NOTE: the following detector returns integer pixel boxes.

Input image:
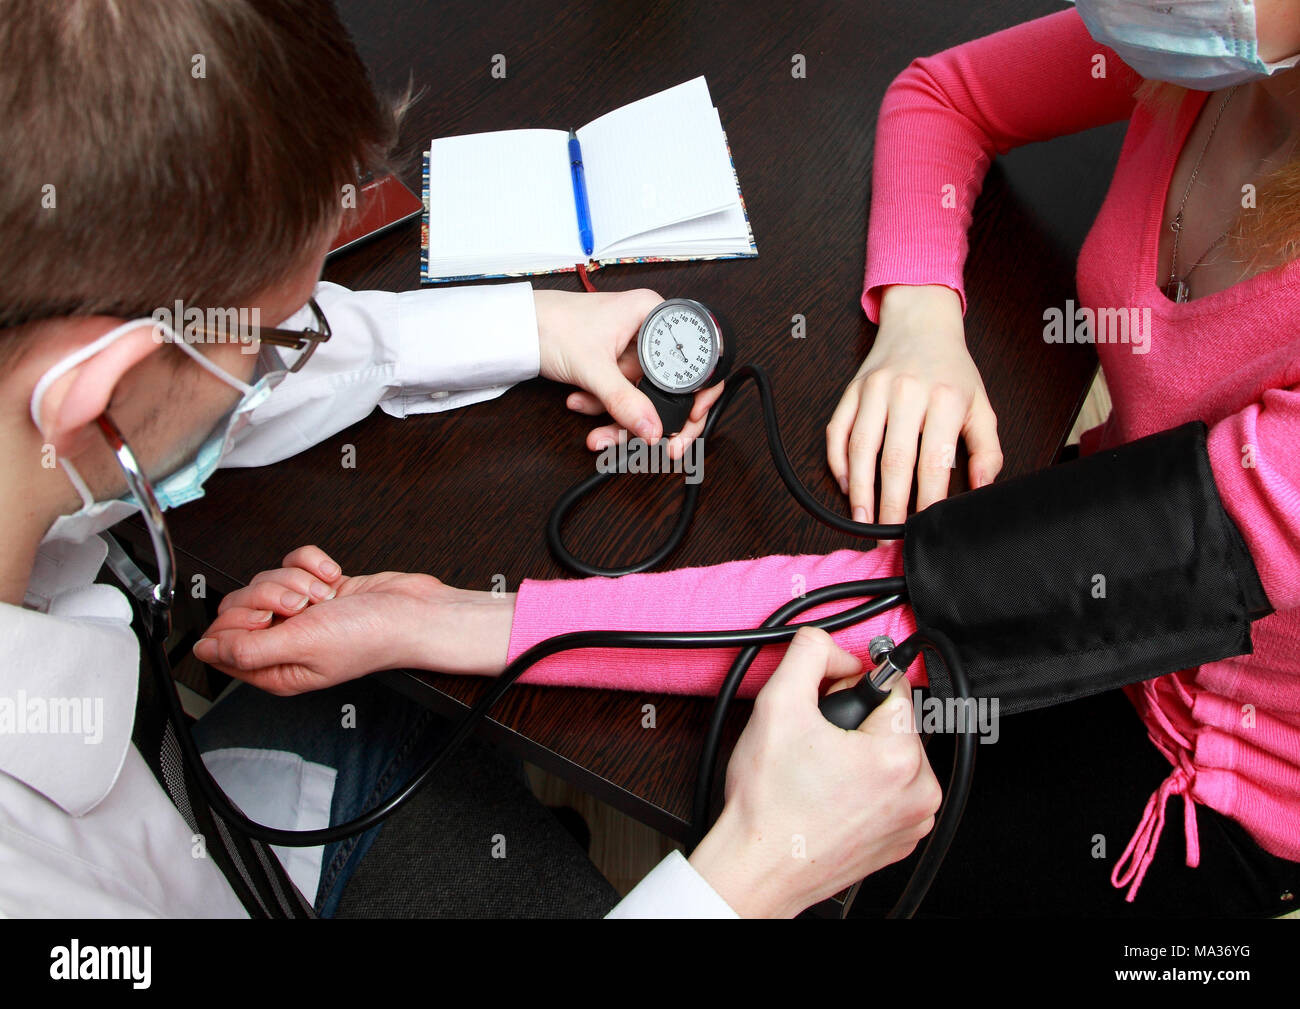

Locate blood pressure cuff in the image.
[903,422,1272,716]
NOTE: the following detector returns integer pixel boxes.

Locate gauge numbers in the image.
[637,299,721,394]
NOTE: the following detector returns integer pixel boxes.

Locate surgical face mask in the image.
[1074,0,1300,90]
[29,318,287,545]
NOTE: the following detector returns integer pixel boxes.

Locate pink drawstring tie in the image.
[1112,679,1202,901]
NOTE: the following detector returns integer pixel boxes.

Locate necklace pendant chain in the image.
[1166,85,1239,300]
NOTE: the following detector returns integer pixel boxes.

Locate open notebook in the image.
[420,77,757,282]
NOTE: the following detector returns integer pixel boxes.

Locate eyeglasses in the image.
[255,297,332,373]
[183,297,332,374]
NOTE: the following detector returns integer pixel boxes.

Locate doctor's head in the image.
[0,0,396,554]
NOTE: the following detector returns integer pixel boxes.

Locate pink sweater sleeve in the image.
[862,8,1141,321]
[506,542,919,698]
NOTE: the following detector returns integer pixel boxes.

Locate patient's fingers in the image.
[215,579,315,618]
[245,566,337,604]
[876,382,926,526]
[280,544,342,582]
[915,389,965,513]
[192,628,313,695]
[964,393,1004,490]
[844,384,887,524]
[203,606,276,635]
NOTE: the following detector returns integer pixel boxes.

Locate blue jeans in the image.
[191,676,449,917]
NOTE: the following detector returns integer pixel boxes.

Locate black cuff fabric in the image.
[903,422,1272,716]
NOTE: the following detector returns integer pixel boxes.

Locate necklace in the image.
[1163,85,1239,304]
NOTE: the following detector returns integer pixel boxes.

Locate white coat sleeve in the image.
[604,851,740,919]
[222,280,540,467]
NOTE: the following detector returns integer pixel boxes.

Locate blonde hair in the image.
[1136,79,1300,276]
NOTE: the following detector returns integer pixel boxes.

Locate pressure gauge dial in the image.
[637,298,724,394]
[635,298,729,436]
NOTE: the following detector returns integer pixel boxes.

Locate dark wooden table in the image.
[139,0,1123,842]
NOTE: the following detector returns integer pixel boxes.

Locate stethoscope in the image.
[103,297,976,918]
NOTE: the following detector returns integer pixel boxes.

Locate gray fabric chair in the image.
[335,733,620,918]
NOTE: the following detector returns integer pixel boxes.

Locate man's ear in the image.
[33,321,165,455]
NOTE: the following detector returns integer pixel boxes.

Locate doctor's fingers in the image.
[585,410,702,460]
[567,389,604,415]
[687,379,726,423]
[583,379,723,458]
[566,350,643,415]
[585,361,663,445]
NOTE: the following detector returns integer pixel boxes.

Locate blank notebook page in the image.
[597,112,751,257]
[577,77,739,254]
[426,128,579,268]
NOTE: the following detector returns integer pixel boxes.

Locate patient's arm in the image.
[195,543,919,698]
[508,541,919,698]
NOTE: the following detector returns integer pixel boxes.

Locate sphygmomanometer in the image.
[107,297,1271,917]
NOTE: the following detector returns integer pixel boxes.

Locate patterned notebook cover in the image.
[420,131,758,284]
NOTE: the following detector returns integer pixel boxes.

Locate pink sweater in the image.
[507,10,1300,900]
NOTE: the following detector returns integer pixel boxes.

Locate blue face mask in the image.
[146,345,283,510]
[1074,0,1300,90]
[30,318,288,543]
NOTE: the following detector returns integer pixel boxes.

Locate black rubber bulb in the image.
[819,677,892,729]
[818,636,921,729]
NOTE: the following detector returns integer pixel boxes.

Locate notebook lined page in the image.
[426,129,580,268]
[577,77,738,253]
[598,206,751,258]
[597,118,752,258]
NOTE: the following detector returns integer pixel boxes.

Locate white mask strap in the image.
[28,317,254,509]
[29,317,255,432]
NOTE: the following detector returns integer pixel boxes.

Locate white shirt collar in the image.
[1,535,140,816]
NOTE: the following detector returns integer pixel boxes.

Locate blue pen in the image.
[568,129,594,257]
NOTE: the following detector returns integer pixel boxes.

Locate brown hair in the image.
[0,0,400,332]
[1136,79,1300,276]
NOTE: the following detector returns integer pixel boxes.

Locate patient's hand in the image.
[688,626,940,917]
[192,545,514,695]
[534,288,725,460]
[826,283,1001,524]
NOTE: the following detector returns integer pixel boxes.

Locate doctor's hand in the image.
[826,284,1002,525]
[192,545,514,696]
[534,288,725,460]
[688,627,940,918]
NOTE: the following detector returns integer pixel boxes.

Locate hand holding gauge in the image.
[636,298,731,436]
